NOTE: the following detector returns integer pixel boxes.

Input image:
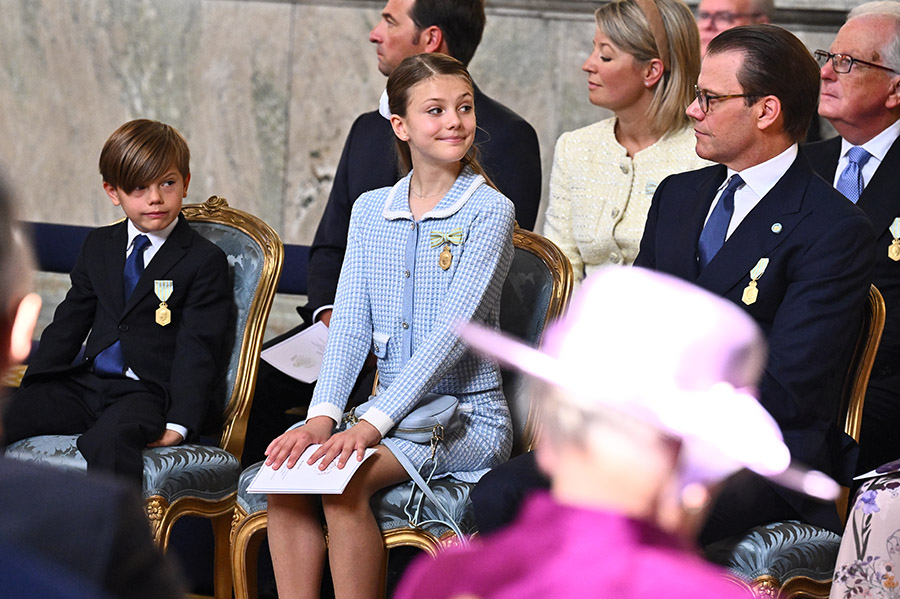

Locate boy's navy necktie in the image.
[835,146,871,203]
[698,174,743,270]
[93,235,150,377]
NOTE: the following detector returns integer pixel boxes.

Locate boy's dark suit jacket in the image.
[306,85,542,312]
[635,152,875,535]
[806,134,900,473]
[23,214,231,435]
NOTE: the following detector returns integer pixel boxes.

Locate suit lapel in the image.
[672,166,726,280]
[123,215,191,316]
[697,154,812,295]
[805,136,841,182]
[857,134,900,233]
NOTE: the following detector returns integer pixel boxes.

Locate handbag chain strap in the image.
[382,428,468,544]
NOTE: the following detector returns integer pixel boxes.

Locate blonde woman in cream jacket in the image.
[544,0,711,282]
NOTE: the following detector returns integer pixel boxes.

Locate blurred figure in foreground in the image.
[397,267,834,599]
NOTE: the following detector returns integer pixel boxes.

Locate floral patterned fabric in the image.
[831,473,900,598]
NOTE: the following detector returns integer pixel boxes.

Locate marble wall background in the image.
[0,0,857,334]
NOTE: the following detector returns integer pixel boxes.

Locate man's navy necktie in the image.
[835,146,871,203]
[93,234,150,376]
[698,174,743,270]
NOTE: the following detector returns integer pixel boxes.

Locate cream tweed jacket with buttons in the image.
[306,167,515,481]
[543,117,711,284]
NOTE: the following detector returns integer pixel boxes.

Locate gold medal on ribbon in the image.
[889,218,900,262]
[431,228,463,271]
[890,240,900,262]
[154,280,174,326]
[439,245,452,270]
[742,281,758,305]
[156,304,171,326]
[742,258,769,306]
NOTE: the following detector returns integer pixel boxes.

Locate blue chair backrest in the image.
[188,221,264,416]
[500,249,554,344]
[498,230,572,453]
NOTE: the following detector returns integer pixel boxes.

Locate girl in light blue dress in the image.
[264,53,515,599]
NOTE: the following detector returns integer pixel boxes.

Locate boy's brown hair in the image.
[98,119,190,193]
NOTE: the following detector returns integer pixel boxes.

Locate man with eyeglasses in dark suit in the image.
[805,2,900,478]
[635,24,874,545]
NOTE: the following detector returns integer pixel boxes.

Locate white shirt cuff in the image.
[306,403,343,425]
[312,304,334,323]
[361,407,393,438]
[165,423,188,441]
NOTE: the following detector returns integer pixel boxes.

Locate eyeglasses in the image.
[814,50,898,74]
[696,10,763,26]
[694,85,765,114]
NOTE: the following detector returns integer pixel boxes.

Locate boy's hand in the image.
[148,430,185,447]
[265,416,334,470]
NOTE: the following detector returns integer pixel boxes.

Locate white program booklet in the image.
[260,321,329,383]
[247,444,378,494]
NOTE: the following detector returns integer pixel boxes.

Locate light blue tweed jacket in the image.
[307,166,515,438]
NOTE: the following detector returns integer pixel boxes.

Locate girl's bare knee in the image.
[267,493,313,514]
[321,488,369,516]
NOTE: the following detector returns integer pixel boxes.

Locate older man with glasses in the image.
[806,1,900,479]
[635,24,875,545]
[696,0,772,55]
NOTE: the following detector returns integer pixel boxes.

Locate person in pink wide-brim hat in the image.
[396,266,838,599]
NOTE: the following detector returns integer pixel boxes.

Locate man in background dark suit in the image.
[805,3,900,476]
[243,0,542,466]
[0,172,186,599]
[635,25,875,543]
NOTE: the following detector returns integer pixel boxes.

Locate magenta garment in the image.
[395,492,752,599]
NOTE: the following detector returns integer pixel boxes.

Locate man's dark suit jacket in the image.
[806,134,900,474]
[23,215,231,435]
[635,153,875,536]
[306,85,542,311]
[0,457,185,598]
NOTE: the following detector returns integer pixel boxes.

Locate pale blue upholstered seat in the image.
[6,197,283,599]
[708,521,843,597]
[230,227,573,599]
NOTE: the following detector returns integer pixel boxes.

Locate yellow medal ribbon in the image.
[154,280,174,302]
[430,228,463,248]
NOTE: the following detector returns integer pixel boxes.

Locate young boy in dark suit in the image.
[3,119,232,485]
[0,170,187,599]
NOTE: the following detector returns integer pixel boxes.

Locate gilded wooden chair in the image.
[230,226,573,599]
[713,284,885,599]
[5,197,283,599]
